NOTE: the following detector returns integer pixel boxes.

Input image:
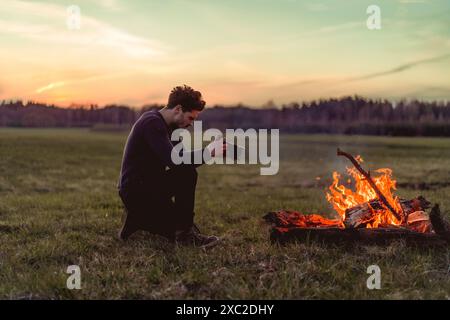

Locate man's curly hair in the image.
[167,85,205,112]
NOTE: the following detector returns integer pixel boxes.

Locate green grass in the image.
[0,128,449,299]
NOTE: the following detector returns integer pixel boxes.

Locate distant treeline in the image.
[1,96,450,136]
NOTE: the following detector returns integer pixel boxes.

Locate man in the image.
[117,85,224,248]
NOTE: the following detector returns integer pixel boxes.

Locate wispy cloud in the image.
[35,82,65,94]
[347,53,450,82]
[1,0,449,105]
[0,0,166,58]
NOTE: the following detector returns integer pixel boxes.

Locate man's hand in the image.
[210,141,227,157]
[206,138,227,158]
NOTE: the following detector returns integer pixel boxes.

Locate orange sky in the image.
[1,0,449,107]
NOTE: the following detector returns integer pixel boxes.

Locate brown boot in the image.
[175,225,220,248]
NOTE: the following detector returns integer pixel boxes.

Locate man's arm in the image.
[142,119,211,168]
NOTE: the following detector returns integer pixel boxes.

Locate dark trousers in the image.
[118,166,198,238]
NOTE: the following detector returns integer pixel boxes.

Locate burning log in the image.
[344,196,431,229]
[263,149,450,247]
[337,148,403,222]
[400,196,431,214]
[343,199,384,228]
[406,211,432,233]
[264,210,343,229]
[264,206,450,247]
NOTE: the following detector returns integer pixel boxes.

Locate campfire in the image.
[264,149,450,246]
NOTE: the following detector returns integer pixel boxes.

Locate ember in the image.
[264,149,450,246]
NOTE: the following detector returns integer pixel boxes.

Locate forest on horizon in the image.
[1,96,450,136]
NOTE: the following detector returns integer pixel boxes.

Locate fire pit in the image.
[264,148,450,246]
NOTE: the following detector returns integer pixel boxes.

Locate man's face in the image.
[173,105,201,128]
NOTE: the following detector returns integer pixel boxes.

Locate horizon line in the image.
[1,95,449,109]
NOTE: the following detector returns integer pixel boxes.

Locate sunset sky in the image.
[1,0,449,107]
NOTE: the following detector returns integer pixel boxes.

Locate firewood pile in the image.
[263,149,450,247]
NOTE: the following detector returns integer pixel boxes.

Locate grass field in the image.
[0,128,449,299]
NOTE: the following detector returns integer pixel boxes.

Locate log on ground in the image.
[270,227,448,246]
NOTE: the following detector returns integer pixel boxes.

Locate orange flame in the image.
[325,156,403,228]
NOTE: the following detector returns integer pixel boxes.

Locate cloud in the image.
[35,82,65,94]
[347,53,450,82]
[0,0,166,58]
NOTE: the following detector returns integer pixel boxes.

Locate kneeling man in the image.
[117,85,224,248]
